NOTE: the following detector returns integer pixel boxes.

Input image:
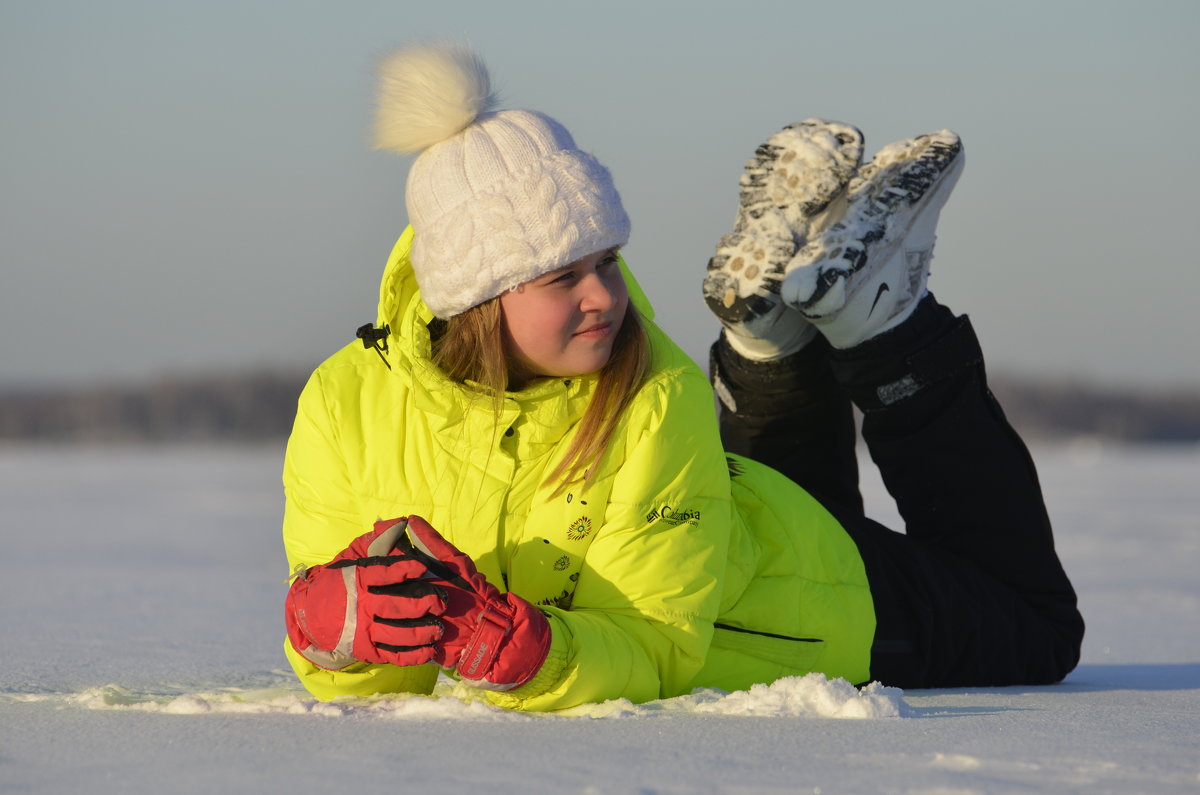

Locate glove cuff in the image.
[458,602,516,682]
[458,595,551,692]
[484,617,569,708]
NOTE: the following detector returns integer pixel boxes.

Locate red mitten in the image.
[285,519,447,670]
[402,516,552,691]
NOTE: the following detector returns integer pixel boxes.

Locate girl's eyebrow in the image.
[535,265,574,284]
[537,247,622,284]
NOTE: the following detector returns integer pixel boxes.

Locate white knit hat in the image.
[374,44,631,318]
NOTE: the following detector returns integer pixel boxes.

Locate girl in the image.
[282,44,1083,710]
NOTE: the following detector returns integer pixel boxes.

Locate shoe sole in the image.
[703,119,864,328]
[781,131,963,318]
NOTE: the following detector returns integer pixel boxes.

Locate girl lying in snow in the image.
[281,44,1083,710]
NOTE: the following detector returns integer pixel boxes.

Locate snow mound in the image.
[564,674,910,719]
[36,684,526,722]
[693,675,909,718]
[9,673,909,721]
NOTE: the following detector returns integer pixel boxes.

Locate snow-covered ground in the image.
[1,441,1197,794]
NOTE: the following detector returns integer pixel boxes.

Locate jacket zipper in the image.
[713,622,821,643]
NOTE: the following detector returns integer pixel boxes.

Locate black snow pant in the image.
[710,295,1085,688]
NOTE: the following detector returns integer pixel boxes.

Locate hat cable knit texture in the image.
[375,44,630,318]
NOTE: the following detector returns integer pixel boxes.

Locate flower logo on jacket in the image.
[566,516,593,541]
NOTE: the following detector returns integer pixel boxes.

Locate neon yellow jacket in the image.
[282,228,875,710]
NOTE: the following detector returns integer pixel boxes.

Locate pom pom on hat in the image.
[374,43,497,154]
[375,43,630,318]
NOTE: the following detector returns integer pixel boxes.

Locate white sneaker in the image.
[703,119,863,360]
[780,131,964,349]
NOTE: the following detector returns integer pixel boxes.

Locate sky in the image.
[2,0,1198,390]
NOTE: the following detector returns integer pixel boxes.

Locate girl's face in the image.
[499,248,629,389]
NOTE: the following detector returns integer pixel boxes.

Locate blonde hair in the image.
[431,298,649,493]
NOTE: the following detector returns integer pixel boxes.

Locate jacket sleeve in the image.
[281,366,438,700]
[488,366,733,711]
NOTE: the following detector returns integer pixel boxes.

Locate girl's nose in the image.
[579,272,617,313]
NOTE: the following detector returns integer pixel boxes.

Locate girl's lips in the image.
[574,321,613,339]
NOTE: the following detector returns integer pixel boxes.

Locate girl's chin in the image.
[510,360,609,389]
[556,351,615,381]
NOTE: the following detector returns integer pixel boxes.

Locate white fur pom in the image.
[373,43,496,154]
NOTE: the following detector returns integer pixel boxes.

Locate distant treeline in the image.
[987,378,1200,443]
[2,370,1199,444]
[0,372,308,443]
